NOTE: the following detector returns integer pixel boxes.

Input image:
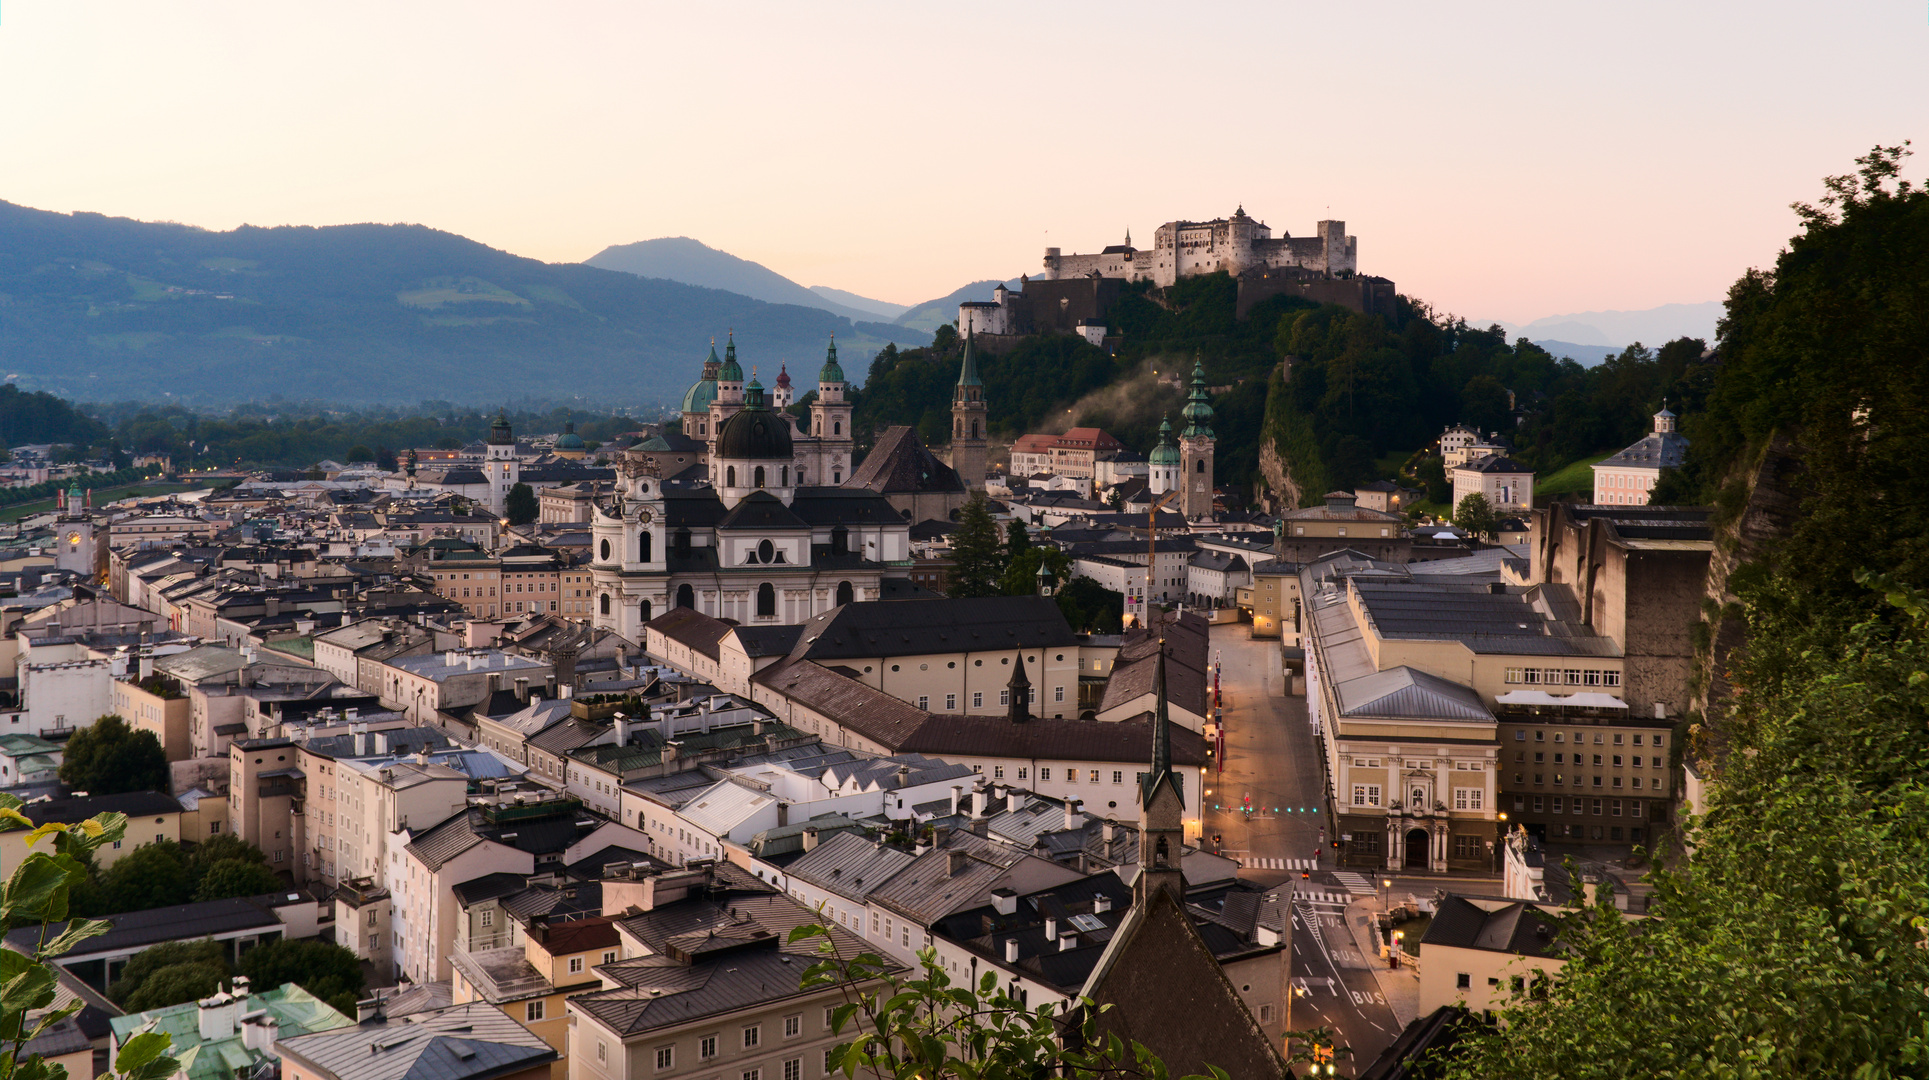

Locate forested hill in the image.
[846,272,1710,507]
[0,201,928,407]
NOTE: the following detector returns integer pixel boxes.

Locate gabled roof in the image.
[789,595,1076,662]
[845,427,966,496]
[783,831,919,902]
[1335,666,1495,721]
[276,1002,555,1080]
[716,491,810,532]
[644,606,732,660]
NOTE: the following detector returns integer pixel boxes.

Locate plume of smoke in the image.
[1041,355,1191,436]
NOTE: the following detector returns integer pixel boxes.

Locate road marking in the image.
[1233,857,1322,871]
[1334,871,1377,895]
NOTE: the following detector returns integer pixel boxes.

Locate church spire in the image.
[1006,650,1030,723]
[1140,641,1182,809]
[956,330,984,391]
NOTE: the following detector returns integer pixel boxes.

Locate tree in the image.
[1453,491,1498,539]
[109,941,230,1008]
[503,482,538,526]
[0,797,183,1080]
[192,859,283,903]
[1417,455,1451,504]
[184,833,267,878]
[122,959,231,1013]
[790,920,1225,1079]
[1006,518,1032,560]
[58,715,167,795]
[1000,546,1071,599]
[1106,487,1125,510]
[946,495,1004,599]
[240,939,367,1017]
[93,842,192,914]
[1460,374,1512,433]
[1055,575,1125,635]
[343,444,374,464]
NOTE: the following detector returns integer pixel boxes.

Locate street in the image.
[1205,625,1405,1067]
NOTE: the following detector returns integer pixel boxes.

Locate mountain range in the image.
[1482,301,1723,363]
[0,203,935,407]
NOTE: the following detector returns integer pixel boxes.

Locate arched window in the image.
[833,420,842,435]
[599,594,610,616]
[836,581,854,606]
[726,466,737,488]
[639,531,651,562]
[1196,459,1206,473]
[757,582,776,618]
[639,599,652,623]
[971,420,979,439]
[754,466,766,488]
[757,539,775,564]
[599,539,611,562]
[955,418,963,437]
[676,584,694,609]
[781,466,789,487]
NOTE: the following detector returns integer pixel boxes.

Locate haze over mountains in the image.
[0,203,933,407]
[1483,301,1723,363]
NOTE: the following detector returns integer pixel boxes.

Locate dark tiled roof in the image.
[787,489,910,526]
[10,790,181,828]
[844,427,965,496]
[1457,455,1534,474]
[790,596,1076,662]
[9,895,282,957]
[450,872,529,906]
[901,713,1208,768]
[729,624,803,657]
[716,492,810,532]
[1420,895,1563,957]
[645,607,731,660]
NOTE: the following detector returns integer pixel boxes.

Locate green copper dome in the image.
[1181,360,1214,439]
[818,336,845,384]
[1149,416,1180,465]
[556,422,585,450]
[718,332,743,382]
[680,375,719,414]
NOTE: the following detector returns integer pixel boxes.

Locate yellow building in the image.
[112,677,192,761]
[0,791,180,875]
[452,915,622,1080]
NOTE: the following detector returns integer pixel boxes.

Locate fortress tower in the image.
[949,332,988,492]
[1178,360,1215,520]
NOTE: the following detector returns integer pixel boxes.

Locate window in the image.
[1591,799,1603,815]
[1552,797,1563,813]
[993,766,1004,779]
[603,951,616,964]
[1066,768,1077,783]
[1456,972,1472,990]
[1089,770,1100,783]
[701,1036,718,1060]
[824,1006,836,1029]
[1054,685,1065,702]
[1631,800,1644,818]
[1513,729,1526,741]
[783,1060,801,1080]
[946,694,956,710]
[1452,788,1483,811]
[1113,771,1123,784]
[1039,768,1050,781]
[785,1015,800,1038]
[917,696,929,710]
[569,957,584,973]
[1453,835,1480,858]
[972,692,983,708]
[526,1001,544,1021]
[654,1046,672,1070]
[743,1025,760,1048]
[1017,768,1027,780]
[999,690,1009,707]
[1351,784,1381,807]
[742,1071,761,1080]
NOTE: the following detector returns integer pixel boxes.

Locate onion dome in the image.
[1181,360,1215,439]
[818,335,845,384]
[718,331,743,382]
[488,411,514,446]
[556,422,585,451]
[1149,416,1180,465]
[775,364,792,389]
[716,372,793,460]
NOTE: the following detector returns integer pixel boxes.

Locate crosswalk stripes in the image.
[1290,890,1350,906]
[1233,856,1322,871]
[1333,871,1378,896]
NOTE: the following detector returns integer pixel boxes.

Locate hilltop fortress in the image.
[961,207,1394,343]
[1042,206,1357,286]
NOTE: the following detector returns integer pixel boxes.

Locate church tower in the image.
[810,336,853,486]
[1006,649,1030,723]
[486,411,519,516]
[1135,641,1186,904]
[1178,360,1216,520]
[708,332,746,481]
[772,363,793,411]
[950,331,988,492]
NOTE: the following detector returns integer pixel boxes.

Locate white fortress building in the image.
[1041,207,1358,287]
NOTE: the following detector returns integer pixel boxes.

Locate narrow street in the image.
[1206,625,1405,1067]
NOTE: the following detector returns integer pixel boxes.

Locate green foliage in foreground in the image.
[787,920,1228,1080]
[0,799,181,1080]
[1447,579,1929,1077]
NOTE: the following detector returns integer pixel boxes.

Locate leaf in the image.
[3,854,70,923]
[22,823,68,848]
[0,964,57,1017]
[114,1030,174,1075]
[40,918,112,960]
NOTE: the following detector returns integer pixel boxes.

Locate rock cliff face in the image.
[1689,433,1806,765]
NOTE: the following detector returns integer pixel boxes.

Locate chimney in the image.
[1059,931,1078,952]
[197,991,236,1041]
[1043,915,1058,940]
[991,783,1005,804]
[545,674,558,698]
[950,785,963,817]
[991,888,1018,915]
[415,747,430,767]
[345,707,358,722]
[353,722,369,757]
[1093,894,1113,914]
[1101,820,1116,844]
[801,826,820,852]
[1004,938,1019,963]
[614,714,632,746]
[1063,799,1081,830]
[947,849,969,876]
[231,975,250,1003]
[515,676,530,703]
[487,672,503,696]
[356,997,386,1025]
[240,1015,279,1053]
[138,651,154,681]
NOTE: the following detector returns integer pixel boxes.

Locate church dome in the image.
[818,336,845,384]
[680,376,718,414]
[775,364,792,389]
[1149,416,1180,465]
[715,377,792,460]
[718,333,744,382]
[556,422,586,450]
[488,412,515,446]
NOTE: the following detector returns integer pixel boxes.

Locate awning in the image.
[1495,690,1627,710]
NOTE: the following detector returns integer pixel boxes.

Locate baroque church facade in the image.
[588,336,922,642]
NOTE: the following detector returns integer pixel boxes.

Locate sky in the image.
[1,1,1923,324]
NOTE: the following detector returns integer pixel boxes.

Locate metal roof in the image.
[1336,666,1494,722]
[783,831,918,902]
[275,1002,554,1080]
